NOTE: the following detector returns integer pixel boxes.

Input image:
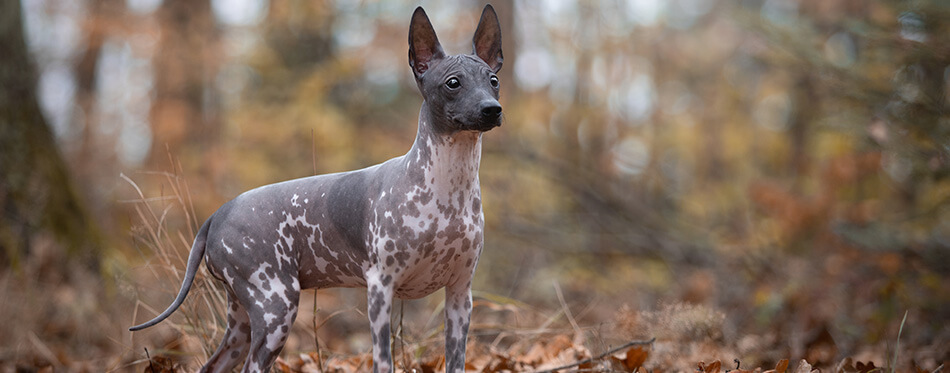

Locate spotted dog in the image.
[129,5,503,373]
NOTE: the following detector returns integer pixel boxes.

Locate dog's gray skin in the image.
[129,5,503,373]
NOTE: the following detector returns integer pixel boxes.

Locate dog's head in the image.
[409,5,503,133]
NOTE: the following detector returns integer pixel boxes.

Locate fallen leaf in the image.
[547,335,575,356]
[273,357,293,373]
[577,359,594,371]
[836,357,856,373]
[623,346,649,371]
[520,341,548,366]
[143,354,178,373]
[542,342,591,370]
[775,359,789,373]
[699,360,722,373]
[420,355,443,373]
[913,361,933,373]
[485,351,519,373]
[855,361,877,373]
[793,359,818,373]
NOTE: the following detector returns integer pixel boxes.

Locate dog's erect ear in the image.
[408,7,445,79]
[472,4,503,73]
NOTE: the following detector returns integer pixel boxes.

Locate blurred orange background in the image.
[0,0,947,371]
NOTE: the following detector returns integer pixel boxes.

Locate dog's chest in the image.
[368,140,483,298]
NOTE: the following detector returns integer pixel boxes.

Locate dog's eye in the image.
[489,75,499,88]
[445,78,460,89]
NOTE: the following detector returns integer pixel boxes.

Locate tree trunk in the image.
[148,0,221,170]
[0,0,102,268]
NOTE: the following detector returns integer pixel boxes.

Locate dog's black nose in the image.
[481,102,502,118]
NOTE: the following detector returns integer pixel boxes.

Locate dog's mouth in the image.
[459,120,500,133]
[474,118,502,132]
[454,112,502,132]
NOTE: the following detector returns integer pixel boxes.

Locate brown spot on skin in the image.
[385,220,399,237]
[386,256,395,266]
[439,247,457,264]
[369,286,384,321]
[420,190,433,204]
[394,251,410,266]
[461,238,471,252]
[406,202,421,218]
[422,241,437,256]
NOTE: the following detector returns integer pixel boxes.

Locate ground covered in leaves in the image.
[129,292,945,373]
[141,331,942,373]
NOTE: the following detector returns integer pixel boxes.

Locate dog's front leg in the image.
[367,271,394,373]
[444,280,473,373]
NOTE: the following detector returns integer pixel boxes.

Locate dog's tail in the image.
[129,217,212,332]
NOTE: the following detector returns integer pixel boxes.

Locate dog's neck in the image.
[407,101,482,199]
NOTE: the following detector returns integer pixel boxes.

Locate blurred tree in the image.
[71,0,124,231]
[264,1,334,77]
[74,0,108,176]
[0,0,101,268]
[148,0,222,180]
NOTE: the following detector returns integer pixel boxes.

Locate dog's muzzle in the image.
[477,100,503,131]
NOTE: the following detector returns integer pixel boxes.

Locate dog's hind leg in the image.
[201,290,251,373]
[241,277,300,373]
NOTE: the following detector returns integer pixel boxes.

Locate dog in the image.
[130,4,503,373]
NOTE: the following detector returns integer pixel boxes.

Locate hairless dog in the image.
[130,5,503,373]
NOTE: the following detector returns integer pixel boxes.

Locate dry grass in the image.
[123,163,231,367]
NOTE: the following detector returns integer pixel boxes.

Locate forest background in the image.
[0,0,947,371]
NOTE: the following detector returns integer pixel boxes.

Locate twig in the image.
[145,348,155,373]
[553,281,582,342]
[313,290,324,373]
[531,337,656,373]
[890,310,908,373]
[398,300,409,371]
[28,332,61,368]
